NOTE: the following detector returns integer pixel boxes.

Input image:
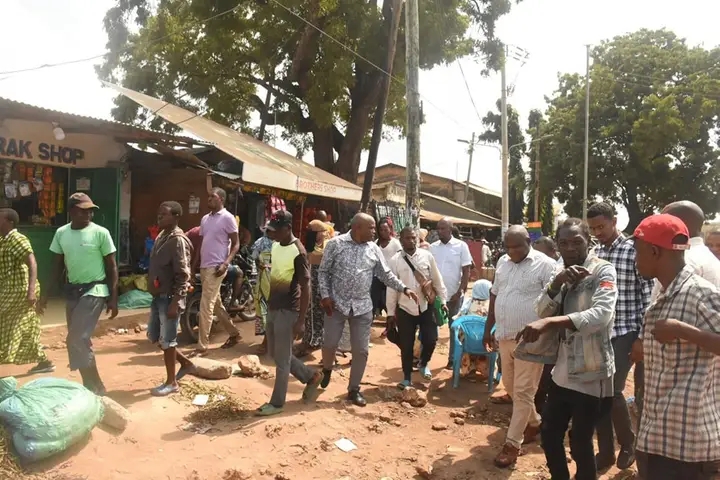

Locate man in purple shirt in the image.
[194,188,241,355]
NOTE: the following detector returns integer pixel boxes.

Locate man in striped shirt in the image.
[483,225,556,468]
[633,214,720,480]
[588,202,653,470]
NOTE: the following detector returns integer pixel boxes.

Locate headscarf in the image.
[472,279,492,301]
[378,217,395,237]
[419,228,428,241]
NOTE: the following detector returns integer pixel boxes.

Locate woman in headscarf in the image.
[456,279,493,379]
[250,224,274,354]
[418,229,431,249]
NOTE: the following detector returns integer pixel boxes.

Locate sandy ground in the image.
[1,313,639,480]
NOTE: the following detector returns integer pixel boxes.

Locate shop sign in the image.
[297,178,337,195]
[0,137,85,165]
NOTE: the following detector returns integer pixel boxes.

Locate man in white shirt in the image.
[651,201,720,297]
[481,237,493,266]
[483,225,557,468]
[387,227,448,387]
[430,218,473,368]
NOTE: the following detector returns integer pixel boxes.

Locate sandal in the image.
[151,384,179,397]
[255,403,284,417]
[419,365,432,381]
[221,335,240,349]
[490,394,513,405]
[397,379,412,390]
[302,371,323,404]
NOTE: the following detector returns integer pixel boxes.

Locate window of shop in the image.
[0,160,68,226]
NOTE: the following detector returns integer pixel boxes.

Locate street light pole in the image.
[582,44,591,221]
[463,132,475,206]
[500,46,509,235]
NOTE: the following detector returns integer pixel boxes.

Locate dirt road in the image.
[1,315,637,480]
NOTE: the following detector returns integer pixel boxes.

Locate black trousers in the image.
[534,363,554,414]
[371,277,386,314]
[541,380,613,480]
[397,307,437,381]
[637,451,720,480]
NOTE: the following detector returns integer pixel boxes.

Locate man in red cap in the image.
[633,214,720,480]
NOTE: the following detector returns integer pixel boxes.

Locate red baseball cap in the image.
[632,214,690,250]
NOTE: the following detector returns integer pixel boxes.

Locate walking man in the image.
[147,201,195,396]
[587,202,652,470]
[386,227,447,388]
[50,193,118,395]
[430,218,472,368]
[483,225,556,467]
[632,214,720,480]
[256,211,322,416]
[516,218,617,480]
[318,213,418,407]
[194,187,241,355]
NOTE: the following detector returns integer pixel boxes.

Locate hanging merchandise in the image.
[18,182,31,197]
[5,183,17,199]
[57,182,65,213]
[188,195,200,214]
[31,178,44,192]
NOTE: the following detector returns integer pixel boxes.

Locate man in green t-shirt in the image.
[255,210,322,416]
[50,193,118,395]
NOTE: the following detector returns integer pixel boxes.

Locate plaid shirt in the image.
[594,234,652,338]
[638,266,720,462]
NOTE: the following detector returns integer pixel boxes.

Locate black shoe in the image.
[320,369,332,388]
[617,448,636,469]
[28,360,55,374]
[347,389,367,407]
[595,453,616,472]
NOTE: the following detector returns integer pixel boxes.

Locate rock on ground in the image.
[398,388,428,408]
[192,357,233,380]
[237,355,270,377]
[100,396,131,431]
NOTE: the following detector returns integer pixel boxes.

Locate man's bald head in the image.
[662,201,705,237]
[437,217,454,243]
[504,225,531,263]
[350,212,376,243]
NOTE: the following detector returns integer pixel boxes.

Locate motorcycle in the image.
[180,250,257,344]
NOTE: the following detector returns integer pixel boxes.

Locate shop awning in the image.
[103,82,362,202]
[420,209,498,227]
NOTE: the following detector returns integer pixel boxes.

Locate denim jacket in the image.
[514,254,618,382]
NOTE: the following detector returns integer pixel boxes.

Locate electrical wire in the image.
[456,60,483,124]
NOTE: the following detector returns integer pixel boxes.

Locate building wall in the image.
[130,163,209,260]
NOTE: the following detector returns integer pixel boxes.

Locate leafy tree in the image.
[98,0,519,182]
[478,100,526,225]
[526,108,554,234]
[538,29,720,229]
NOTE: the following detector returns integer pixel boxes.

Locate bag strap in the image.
[402,254,417,272]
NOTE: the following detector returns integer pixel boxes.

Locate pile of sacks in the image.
[0,377,131,463]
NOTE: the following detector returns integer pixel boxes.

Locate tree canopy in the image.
[98,0,519,183]
[538,29,720,229]
[526,108,554,234]
[478,100,526,225]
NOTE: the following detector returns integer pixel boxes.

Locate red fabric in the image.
[266,196,286,219]
[185,226,202,253]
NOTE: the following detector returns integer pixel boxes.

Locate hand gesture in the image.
[515,319,548,343]
[553,265,591,289]
[404,289,419,304]
[629,338,644,363]
[651,318,684,344]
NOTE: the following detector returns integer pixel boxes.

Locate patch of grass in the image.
[178,380,250,425]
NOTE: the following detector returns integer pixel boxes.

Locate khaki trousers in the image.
[198,267,239,350]
[499,339,544,448]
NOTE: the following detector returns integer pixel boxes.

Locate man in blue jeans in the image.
[147,201,195,396]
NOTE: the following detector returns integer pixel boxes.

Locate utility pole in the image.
[405,0,421,227]
[582,44,590,221]
[360,0,404,212]
[533,124,541,222]
[500,46,509,235]
[463,132,475,206]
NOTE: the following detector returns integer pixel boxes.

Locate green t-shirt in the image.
[50,222,116,298]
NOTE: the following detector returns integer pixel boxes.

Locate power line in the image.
[0,2,246,77]
[456,60,483,124]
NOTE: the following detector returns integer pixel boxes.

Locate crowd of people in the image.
[1,189,720,480]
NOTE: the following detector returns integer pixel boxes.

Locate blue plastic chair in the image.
[450,315,501,391]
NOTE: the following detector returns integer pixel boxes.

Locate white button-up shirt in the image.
[491,248,557,341]
[386,248,448,316]
[430,237,473,296]
[650,236,720,302]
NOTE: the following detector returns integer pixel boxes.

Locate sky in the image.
[3,0,720,228]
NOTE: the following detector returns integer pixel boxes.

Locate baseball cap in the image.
[267,210,293,231]
[68,192,99,210]
[632,214,689,250]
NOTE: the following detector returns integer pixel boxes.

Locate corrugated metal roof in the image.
[0,96,207,146]
[420,209,497,227]
[420,191,500,225]
[104,82,362,202]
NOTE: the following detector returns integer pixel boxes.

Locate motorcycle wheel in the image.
[180,292,202,345]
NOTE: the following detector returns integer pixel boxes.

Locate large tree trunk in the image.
[625,183,644,233]
[312,126,335,172]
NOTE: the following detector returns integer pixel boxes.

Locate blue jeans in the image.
[148,296,181,349]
